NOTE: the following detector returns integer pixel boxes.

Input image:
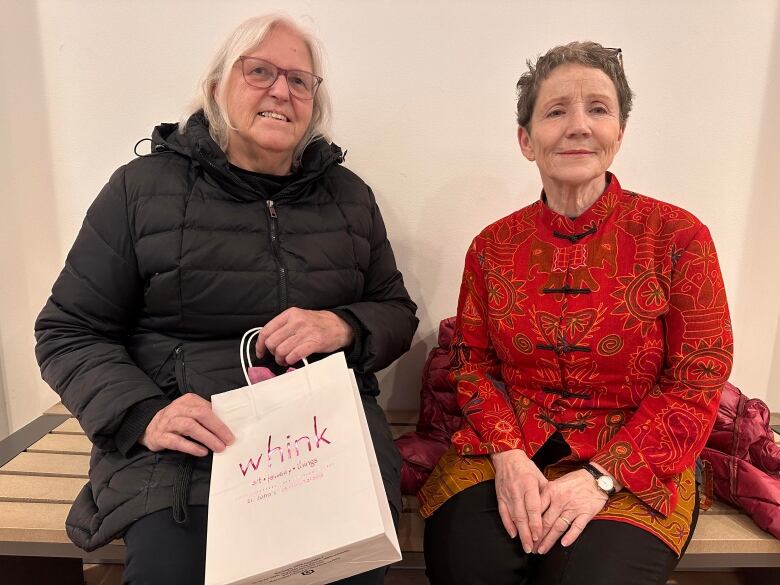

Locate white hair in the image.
[180,14,332,168]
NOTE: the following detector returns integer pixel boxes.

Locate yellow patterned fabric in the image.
[418,447,696,556]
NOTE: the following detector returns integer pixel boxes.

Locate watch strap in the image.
[583,463,616,496]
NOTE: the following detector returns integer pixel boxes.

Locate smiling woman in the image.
[33,13,417,585]
[180,15,332,174]
[221,25,316,173]
[420,41,733,585]
[518,64,625,215]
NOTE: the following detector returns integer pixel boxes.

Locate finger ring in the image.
[560,517,571,526]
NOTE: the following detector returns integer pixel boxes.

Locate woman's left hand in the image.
[256,307,355,365]
[533,469,609,554]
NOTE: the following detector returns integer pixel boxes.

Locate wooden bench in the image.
[1,404,779,583]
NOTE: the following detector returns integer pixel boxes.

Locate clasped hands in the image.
[140,308,353,456]
[491,449,614,555]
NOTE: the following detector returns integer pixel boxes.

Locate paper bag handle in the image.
[240,327,310,387]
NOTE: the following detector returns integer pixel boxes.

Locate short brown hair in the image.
[516,42,633,129]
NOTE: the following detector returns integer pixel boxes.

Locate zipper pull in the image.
[267,200,277,219]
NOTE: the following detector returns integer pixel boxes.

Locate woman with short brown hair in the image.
[421,41,732,585]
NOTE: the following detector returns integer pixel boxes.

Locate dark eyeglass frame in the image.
[604,47,623,68]
[237,56,323,100]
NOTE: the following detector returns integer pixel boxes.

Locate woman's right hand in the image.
[491,449,548,553]
[139,393,235,457]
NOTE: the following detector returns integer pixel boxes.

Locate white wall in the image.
[3,0,778,432]
[0,0,65,432]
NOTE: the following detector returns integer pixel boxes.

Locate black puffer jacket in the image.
[34,112,418,551]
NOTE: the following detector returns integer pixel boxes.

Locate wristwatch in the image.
[582,463,616,496]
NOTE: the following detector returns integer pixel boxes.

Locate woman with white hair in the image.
[35,14,417,585]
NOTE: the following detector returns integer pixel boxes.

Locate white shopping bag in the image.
[205,336,401,585]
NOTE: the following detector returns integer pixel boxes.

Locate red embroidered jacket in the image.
[450,174,733,516]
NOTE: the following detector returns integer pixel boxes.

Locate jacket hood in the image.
[149,110,344,201]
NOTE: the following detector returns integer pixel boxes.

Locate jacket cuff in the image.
[115,397,171,457]
[329,308,364,366]
[591,432,675,516]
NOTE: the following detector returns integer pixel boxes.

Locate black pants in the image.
[424,434,699,585]
[123,396,401,585]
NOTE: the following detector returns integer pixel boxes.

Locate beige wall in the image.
[0,367,8,438]
[2,0,778,433]
[1,0,63,432]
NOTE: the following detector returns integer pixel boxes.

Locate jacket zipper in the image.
[174,344,189,395]
[195,146,291,313]
[172,344,194,524]
[267,200,289,311]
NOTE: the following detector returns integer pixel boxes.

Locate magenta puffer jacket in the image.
[395,317,462,494]
[700,382,780,538]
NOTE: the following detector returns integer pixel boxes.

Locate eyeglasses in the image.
[604,47,623,68]
[238,56,323,100]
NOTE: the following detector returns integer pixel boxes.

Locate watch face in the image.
[597,475,614,492]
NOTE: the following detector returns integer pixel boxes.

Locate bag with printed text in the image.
[205,328,401,585]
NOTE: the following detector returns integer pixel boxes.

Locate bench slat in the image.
[44,403,71,416]
[0,501,421,557]
[0,501,72,543]
[686,513,780,555]
[27,434,92,455]
[7,508,767,558]
[44,401,418,425]
[40,414,415,447]
[0,452,89,478]
[0,475,85,504]
[51,419,85,435]
[0,502,123,558]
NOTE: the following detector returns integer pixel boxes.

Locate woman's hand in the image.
[533,468,609,554]
[139,393,235,457]
[256,308,355,365]
[491,449,549,553]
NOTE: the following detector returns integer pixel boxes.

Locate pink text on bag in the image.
[238,416,332,477]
